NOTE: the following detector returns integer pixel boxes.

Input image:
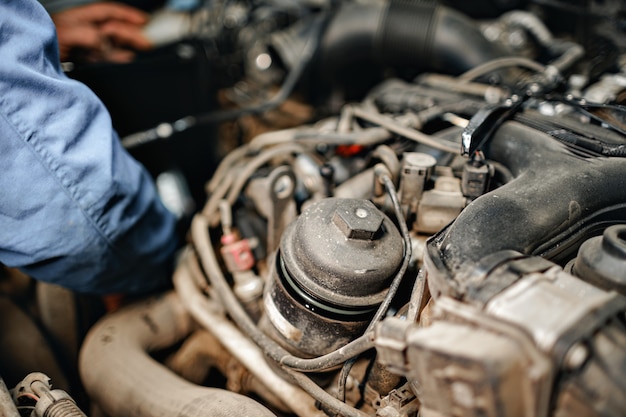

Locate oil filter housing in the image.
[262,198,404,357]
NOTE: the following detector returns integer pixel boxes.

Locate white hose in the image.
[78,292,276,417]
[173,259,326,417]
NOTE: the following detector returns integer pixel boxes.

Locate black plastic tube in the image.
[425,121,626,298]
[316,0,507,80]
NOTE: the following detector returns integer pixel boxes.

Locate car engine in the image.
[2,1,626,417]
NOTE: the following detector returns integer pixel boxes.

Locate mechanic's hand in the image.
[52,2,153,63]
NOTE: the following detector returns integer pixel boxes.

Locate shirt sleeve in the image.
[0,0,178,295]
[37,0,97,14]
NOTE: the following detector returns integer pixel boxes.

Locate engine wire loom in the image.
[5,1,626,417]
[167,61,626,415]
[83,24,626,415]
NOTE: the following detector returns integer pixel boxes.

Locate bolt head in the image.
[332,200,384,240]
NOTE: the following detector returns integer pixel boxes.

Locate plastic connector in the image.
[220,233,255,273]
[374,317,413,375]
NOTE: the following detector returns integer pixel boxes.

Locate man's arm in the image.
[0,0,178,295]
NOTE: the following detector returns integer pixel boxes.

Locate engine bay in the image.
[2,1,626,416]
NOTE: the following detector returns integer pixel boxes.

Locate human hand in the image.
[52,2,153,63]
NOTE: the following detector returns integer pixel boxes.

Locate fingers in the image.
[51,2,152,63]
[54,23,103,61]
[62,2,148,26]
[100,20,152,51]
[104,48,136,63]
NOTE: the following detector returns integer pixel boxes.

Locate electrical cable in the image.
[351,106,459,154]
[562,96,626,138]
[17,406,36,412]
[121,14,327,149]
[208,124,392,195]
[515,105,626,157]
[369,173,412,327]
[337,169,413,402]
[529,0,620,16]
[15,393,39,402]
[458,57,546,82]
[202,143,306,220]
[283,368,370,417]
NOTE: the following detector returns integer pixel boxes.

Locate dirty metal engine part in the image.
[70,1,626,417]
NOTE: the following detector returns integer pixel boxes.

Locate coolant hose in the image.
[425,121,626,297]
[78,292,276,417]
[317,0,506,79]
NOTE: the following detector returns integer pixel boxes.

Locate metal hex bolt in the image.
[332,200,384,240]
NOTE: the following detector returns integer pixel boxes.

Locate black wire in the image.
[518,96,626,157]
[121,14,327,149]
[561,96,626,137]
[529,0,610,16]
[336,173,412,402]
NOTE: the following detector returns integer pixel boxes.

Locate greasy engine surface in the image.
[2,1,626,417]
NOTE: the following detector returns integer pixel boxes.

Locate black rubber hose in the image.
[425,121,626,297]
[316,0,507,81]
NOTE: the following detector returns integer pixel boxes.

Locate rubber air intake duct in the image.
[424,121,626,300]
[315,0,507,87]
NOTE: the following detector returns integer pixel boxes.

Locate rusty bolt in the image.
[332,200,384,240]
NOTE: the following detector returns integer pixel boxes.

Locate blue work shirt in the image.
[0,0,178,295]
[39,0,201,13]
